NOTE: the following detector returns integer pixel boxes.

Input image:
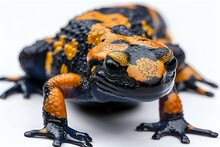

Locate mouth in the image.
[90,68,175,102]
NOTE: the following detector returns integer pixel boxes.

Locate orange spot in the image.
[126,58,165,82]
[60,64,68,74]
[188,124,194,130]
[6,77,19,81]
[197,88,206,94]
[44,37,53,43]
[114,4,137,9]
[64,39,78,60]
[141,20,154,37]
[164,93,183,114]
[91,66,96,73]
[76,11,130,28]
[156,38,172,44]
[53,35,65,54]
[54,46,62,54]
[45,51,53,75]
[40,128,47,133]
[177,64,186,72]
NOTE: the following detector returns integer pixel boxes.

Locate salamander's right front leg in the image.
[24,73,93,147]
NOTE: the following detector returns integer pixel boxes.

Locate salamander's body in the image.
[0,4,218,147]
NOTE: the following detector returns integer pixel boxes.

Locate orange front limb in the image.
[159,88,183,120]
[25,73,93,147]
[43,73,82,119]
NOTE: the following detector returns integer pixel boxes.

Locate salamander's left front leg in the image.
[175,63,218,97]
[24,73,92,147]
[136,87,218,143]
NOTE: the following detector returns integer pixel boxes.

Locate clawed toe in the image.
[136,117,218,144]
[136,122,161,132]
[25,123,93,147]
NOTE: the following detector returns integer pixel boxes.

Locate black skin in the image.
[0,4,218,147]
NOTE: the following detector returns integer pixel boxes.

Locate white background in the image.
[0,0,220,147]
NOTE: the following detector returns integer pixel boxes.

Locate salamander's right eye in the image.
[104,56,122,76]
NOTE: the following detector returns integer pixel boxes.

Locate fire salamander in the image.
[0,4,218,147]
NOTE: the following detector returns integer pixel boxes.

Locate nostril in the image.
[165,56,177,72]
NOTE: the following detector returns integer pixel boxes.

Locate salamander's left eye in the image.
[104,57,121,76]
[165,56,177,72]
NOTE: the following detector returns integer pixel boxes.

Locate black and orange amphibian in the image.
[0,4,218,147]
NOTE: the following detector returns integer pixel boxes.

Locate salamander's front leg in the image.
[24,73,92,147]
[136,87,218,143]
[165,44,218,97]
[0,76,43,99]
[175,63,218,97]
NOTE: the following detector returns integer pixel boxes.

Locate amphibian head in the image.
[88,38,177,102]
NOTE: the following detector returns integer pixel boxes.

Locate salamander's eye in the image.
[165,56,177,72]
[104,57,121,76]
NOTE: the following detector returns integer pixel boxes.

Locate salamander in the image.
[0,4,218,147]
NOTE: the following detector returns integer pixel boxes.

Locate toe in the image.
[53,140,62,147]
[181,135,190,144]
[76,132,92,142]
[152,131,162,140]
[24,129,46,137]
[136,122,161,131]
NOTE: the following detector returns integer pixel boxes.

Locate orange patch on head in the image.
[107,51,128,66]
[164,93,183,114]
[76,11,130,28]
[87,24,129,61]
[126,58,165,82]
[87,23,170,62]
[87,42,128,61]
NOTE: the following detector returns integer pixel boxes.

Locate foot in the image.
[0,76,43,99]
[25,123,93,147]
[175,64,218,97]
[136,117,218,143]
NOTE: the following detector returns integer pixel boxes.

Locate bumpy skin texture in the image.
[0,4,218,147]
